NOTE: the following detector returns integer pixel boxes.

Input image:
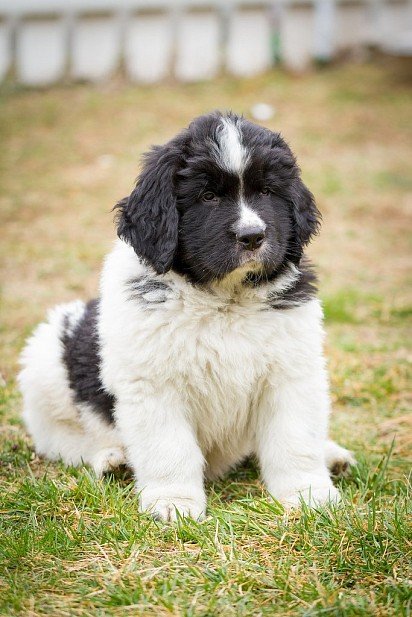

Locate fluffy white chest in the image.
[164,304,275,451]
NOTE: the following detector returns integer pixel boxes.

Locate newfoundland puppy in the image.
[19,111,354,521]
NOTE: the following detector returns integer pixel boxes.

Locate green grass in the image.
[0,447,410,616]
[1,61,411,615]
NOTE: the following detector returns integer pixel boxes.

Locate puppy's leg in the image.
[115,385,206,522]
[325,439,356,477]
[90,446,126,476]
[77,409,126,476]
[255,368,339,509]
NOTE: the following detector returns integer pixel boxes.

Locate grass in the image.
[0,61,411,615]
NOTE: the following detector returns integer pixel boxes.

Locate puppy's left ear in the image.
[288,176,321,263]
[116,137,185,274]
[270,133,321,264]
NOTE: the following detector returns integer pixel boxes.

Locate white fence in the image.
[0,0,411,86]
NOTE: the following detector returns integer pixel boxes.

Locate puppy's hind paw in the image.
[91,447,126,477]
[325,440,356,478]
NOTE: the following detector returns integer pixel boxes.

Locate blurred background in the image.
[0,0,412,83]
[0,0,411,456]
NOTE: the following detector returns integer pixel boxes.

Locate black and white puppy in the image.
[19,111,354,521]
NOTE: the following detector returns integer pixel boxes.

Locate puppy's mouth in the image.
[238,242,267,265]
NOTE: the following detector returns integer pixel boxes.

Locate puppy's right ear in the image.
[115,136,186,274]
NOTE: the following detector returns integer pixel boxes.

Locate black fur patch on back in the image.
[62,299,115,424]
[266,261,318,309]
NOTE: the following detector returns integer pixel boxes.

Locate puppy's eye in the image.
[202,191,217,202]
[260,187,271,196]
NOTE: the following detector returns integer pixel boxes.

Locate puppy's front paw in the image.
[140,489,206,522]
[280,483,340,509]
[270,473,341,510]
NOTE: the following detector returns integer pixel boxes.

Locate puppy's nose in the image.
[236,226,266,251]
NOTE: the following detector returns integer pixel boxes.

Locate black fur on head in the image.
[116,111,321,282]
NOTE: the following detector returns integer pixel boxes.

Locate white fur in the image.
[235,200,266,233]
[216,117,248,174]
[217,119,265,239]
[20,240,354,520]
[270,263,300,294]
[324,439,356,475]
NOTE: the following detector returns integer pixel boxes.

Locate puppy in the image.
[19,111,354,521]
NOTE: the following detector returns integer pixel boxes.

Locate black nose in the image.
[236,227,266,251]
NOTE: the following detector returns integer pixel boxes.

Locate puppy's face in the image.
[117,112,320,285]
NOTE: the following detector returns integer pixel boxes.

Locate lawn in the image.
[0,61,411,616]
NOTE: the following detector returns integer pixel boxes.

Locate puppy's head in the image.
[116,111,320,284]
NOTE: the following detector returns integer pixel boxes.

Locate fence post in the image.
[175,5,221,81]
[226,3,273,77]
[125,7,173,83]
[313,0,336,62]
[380,0,412,47]
[0,17,11,81]
[71,11,122,82]
[280,1,315,71]
[334,0,369,53]
[16,14,67,86]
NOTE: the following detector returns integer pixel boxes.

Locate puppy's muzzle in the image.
[236,225,266,251]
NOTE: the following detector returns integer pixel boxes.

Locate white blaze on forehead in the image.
[217,117,248,173]
[216,116,265,236]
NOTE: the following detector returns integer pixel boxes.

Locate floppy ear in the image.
[116,139,184,274]
[287,176,321,264]
[270,133,321,265]
[291,177,321,246]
